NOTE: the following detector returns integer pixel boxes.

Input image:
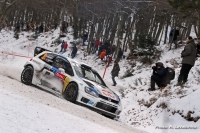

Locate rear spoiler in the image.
[34,47,52,56]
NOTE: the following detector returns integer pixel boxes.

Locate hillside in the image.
[0,28,199,133]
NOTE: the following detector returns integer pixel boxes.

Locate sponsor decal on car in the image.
[87,101,95,105]
[50,67,70,92]
[63,76,70,92]
[55,72,66,81]
[102,89,115,99]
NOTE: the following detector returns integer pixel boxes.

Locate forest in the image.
[1,0,200,63]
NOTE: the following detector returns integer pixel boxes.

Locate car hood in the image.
[82,78,120,101]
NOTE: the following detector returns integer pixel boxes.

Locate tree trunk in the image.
[109,14,119,46]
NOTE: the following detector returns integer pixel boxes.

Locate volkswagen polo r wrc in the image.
[21,47,122,119]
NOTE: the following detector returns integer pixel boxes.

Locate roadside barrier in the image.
[0,52,32,58]
[102,65,108,79]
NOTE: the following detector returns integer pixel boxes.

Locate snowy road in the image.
[0,63,146,133]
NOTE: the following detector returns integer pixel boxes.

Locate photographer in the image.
[148,62,167,91]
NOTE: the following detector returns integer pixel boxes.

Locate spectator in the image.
[169,27,174,43]
[169,27,179,48]
[177,36,197,85]
[90,39,95,54]
[196,40,200,57]
[94,39,100,53]
[148,62,167,91]
[71,44,77,58]
[173,27,180,48]
[100,50,106,61]
[107,54,113,67]
[15,23,20,33]
[111,61,120,86]
[98,43,104,56]
[39,23,43,33]
[63,42,68,52]
[83,32,88,45]
[104,40,110,51]
[60,40,65,52]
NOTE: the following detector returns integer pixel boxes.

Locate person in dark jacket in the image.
[39,23,43,33]
[177,36,197,85]
[98,43,104,56]
[196,40,200,57]
[148,62,167,91]
[173,27,179,48]
[60,40,65,52]
[169,28,174,43]
[169,27,179,48]
[111,61,120,86]
[71,44,77,58]
[90,39,95,54]
[83,32,88,45]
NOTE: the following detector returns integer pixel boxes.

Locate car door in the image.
[51,56,74,93]
[37,53,60,90]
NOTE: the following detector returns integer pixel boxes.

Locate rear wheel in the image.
[21,66,34,85]
[64,83,78,103]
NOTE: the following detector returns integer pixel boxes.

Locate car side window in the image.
[52,56,74,76]
[39,53,56,65]
[62,60,74,76]
[84,69,93,79]
[52,57,62,68]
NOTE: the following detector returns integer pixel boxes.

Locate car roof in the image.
[41,51,91,68]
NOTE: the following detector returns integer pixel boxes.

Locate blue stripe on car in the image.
[51,67,61,74]
[78,76,99,94]
[89,86,99,94]
[58,55,68,61]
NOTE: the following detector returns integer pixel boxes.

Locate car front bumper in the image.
[76,93,122,119]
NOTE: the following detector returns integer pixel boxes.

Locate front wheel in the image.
[63,83,78,103]
[21,66,34,85]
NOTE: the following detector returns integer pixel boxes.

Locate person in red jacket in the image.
[63,42,68,52]
[94,39,100,53]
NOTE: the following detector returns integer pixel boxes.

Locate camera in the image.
[152,66,156,70]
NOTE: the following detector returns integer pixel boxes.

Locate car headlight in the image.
[85,86,99,97]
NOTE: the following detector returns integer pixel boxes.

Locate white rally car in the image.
[21,47,122,119]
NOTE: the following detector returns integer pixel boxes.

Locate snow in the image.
[0,27,200,133]
[0,29,144,133]
[0,66,141,133]
[0,88,116,133]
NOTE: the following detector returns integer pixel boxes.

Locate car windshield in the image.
[72,62,106,86]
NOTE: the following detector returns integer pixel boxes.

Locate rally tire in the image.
[64,83,78,103]
[21,66,34,85]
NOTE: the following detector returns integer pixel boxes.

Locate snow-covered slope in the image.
[118,45,200,133]
[0,66,142,133]
[0,28,200,133]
